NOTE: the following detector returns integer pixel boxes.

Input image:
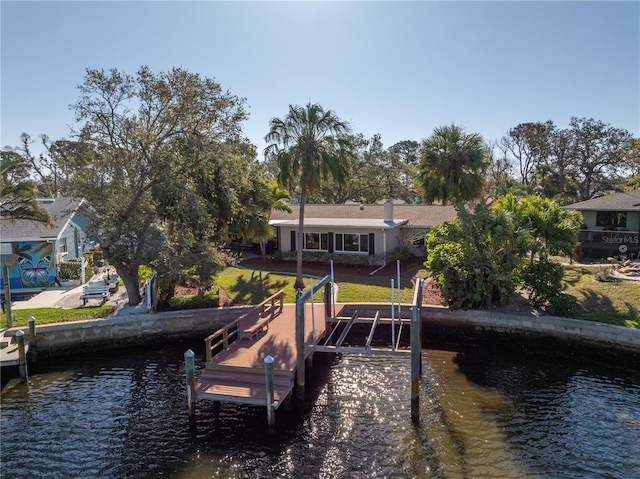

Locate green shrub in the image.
[547,293,578,317]
[163,289,219,311]
[386,245,411,262]
[520,258,564,307]
[139,265,155,283]
[275,250,382,266]
[58,262,82,280]
[85,263,93,281]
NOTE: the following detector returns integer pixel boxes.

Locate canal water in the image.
[1,334,639,478]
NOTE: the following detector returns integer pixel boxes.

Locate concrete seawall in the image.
[9,305,253,358]
[5,303,640,359]
[338,303,640,352]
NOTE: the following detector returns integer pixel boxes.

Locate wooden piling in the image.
[411,278,423,423]
[16,330,27,383]
[184,349,196,423]
[28,316,37,362]
[411,305,419,422]
[264,355,276,434]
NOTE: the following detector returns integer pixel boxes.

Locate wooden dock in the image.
[1,328,30,367]
[195,301,326,409]
[189,276,425,429]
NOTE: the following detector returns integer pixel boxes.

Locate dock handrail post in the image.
[184,349,196,424]
[16,330,27,383]
[265,355,276,434]
[295,294,305,403]
[3,264,13,328]
[28,316,37,362]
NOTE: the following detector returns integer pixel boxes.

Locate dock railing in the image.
[204,290,285,362]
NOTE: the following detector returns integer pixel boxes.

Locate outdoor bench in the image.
[238,310,270,340]
[80,281,110,305]
[236,290,285,341]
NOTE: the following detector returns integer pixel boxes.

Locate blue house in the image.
[1,197,91,293]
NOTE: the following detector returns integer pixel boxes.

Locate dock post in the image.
[16,330,27,383]
[264,355,276,434]
[3,264,13,328]
[28,316,37,362]
[410,304,420,422]
[184,349,196,423]
[295,297,305,403]
[391,279,395,350]
[411,278,424,422]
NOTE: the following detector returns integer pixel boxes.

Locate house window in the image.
[596,211,627,228]
[335,233,369,253]
[304,233,328,251]
[59,237,68,253]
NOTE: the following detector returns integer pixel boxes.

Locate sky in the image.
[1,1,639,161]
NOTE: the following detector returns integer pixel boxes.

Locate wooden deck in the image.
[195,302,326,408]
[0,329,29,367]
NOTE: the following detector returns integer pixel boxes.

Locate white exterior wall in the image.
[277,226,403,256]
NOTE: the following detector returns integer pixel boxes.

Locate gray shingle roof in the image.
[0,197,85,242]
[270,203,457,228]
[562,190,640,212]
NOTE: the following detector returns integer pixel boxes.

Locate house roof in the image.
[272,218,408,229]
[562,190,640,212]
[270,203,457,229]
[0,197,85,242]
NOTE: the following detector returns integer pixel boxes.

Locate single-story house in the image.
[1,197,91,292]
[562,190,640,260]
[269,201,457,262]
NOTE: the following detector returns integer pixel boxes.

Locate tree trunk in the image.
[294,195,306,291]
[113,264,142,306]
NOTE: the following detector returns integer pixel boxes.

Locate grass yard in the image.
[1,304,115,328]
[562,266,640,328]
[2,261,638,330]
[218,257,429,305]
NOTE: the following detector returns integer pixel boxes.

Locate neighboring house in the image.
[1,197,91,292]
[269,201,457,262]
[562,190,640,260]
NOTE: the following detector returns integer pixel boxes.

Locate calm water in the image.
[2,335,640,478]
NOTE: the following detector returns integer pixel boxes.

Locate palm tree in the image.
[264,102,353,290]
[418,124,488,205]
[0,156,51,224]
[233,180,293,258]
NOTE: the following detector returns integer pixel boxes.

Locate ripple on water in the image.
[1,341,639,478]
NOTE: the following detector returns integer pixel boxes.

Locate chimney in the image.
[384,200,393,222]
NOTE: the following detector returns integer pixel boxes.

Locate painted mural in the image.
[1,242,56,289]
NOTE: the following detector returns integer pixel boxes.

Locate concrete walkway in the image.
[11,282,84,310]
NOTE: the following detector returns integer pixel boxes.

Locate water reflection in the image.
[1,337,639,478]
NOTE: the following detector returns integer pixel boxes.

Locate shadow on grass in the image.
[226,272,289,305]
[577,290,637,326]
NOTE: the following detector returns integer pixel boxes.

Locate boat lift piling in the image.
[16,330,27,383]
[411,278,424,422]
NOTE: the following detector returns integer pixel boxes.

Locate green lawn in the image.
[562,266,640,328]
[218,258,428,305]
[1,304,115,328]
[2,262,638,330]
